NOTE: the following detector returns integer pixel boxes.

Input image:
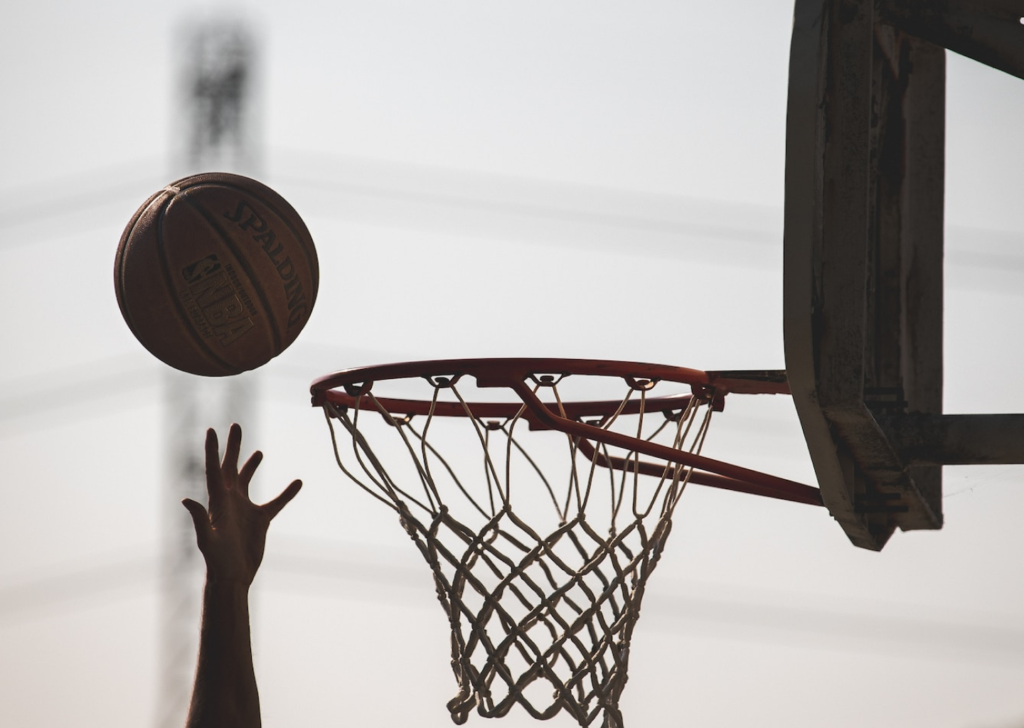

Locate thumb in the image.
[264,480,303,521]
[182,498,212,544]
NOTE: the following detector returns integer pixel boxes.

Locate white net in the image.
[320,373,714,727]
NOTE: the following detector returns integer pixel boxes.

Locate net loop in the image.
[623,375,658,392]
[426,373,464,389]
[526,371,569,388]
[343,380,372,397]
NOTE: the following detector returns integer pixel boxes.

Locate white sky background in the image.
[2,1,1024,727]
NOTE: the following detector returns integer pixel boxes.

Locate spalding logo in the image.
[223,199,311,329]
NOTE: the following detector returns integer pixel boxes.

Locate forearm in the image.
[185,579,261,728]
[182,424,301,727]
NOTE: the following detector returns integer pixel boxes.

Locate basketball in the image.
[114,172,319,376]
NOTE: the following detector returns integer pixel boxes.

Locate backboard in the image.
[783,0,1024,549]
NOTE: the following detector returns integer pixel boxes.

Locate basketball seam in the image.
[156,198,236,375]
[114,191,164,342]
[177,191,283,355]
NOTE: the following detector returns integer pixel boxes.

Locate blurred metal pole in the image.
[156,20,260,728]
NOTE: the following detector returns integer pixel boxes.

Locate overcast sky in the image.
[2,2,1023,728]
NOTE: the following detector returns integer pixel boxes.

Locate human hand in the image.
[182,424,302,586]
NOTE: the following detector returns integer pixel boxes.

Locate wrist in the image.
[204,575,252,594]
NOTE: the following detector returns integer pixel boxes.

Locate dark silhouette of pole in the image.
[157,20,260,728]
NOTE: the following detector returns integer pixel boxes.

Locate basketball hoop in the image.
[311,358,820,727]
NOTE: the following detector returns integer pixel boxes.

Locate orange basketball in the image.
[114,172,318,376]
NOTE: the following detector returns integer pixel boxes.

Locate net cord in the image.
[318,376,716,728]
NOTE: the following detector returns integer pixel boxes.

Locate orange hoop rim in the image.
[310,358,821,507]
[310,357,790,406]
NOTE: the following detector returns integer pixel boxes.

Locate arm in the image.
[182,424,302,728]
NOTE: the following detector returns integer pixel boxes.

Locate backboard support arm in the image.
[880,413,1024,467]
[878,0,1024,82]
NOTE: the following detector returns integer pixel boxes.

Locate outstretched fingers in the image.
[238,450,264,497]
[221,423,243,481]
[263,480,303,521]
[204,428,224,498]
[182,498,212,547]
[203,424,301,520]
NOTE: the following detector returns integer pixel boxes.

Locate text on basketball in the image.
[224,200,310,329]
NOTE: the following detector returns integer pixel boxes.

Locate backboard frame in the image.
[783,0,1024,550]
